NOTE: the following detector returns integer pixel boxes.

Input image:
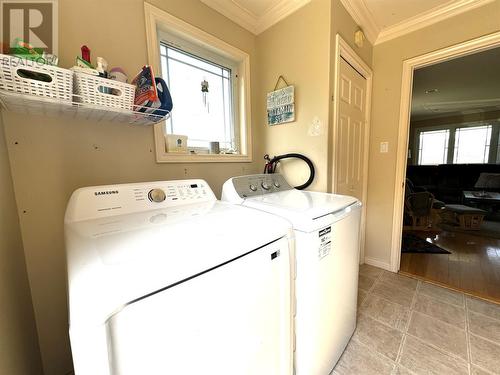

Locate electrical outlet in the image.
[380,142,389,153]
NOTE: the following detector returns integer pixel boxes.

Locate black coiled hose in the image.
[263,153,315,190]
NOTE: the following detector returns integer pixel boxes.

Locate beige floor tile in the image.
[399,336,468,375]
[353,313,404,361]
[419,282,464,307]
[407,311,468,360]
[393,365,416,375]
[359,263,383,279]
[467,297,500,321]
[357,289,367,308]
[332,339,394,375]
[413,293,466,328]
[359,294,410,331]
[469,311,500,344]
[471,365,496,375]
[470,334,500,374]
[382,271,418,291]
[372,280,415,308]
[358,274,376,292]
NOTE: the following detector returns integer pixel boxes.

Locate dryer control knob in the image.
[261,182,271,190]
[148,188,166,203]
[273,181,281,188]
[249,184,257,192]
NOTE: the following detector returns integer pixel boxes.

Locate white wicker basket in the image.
[73,73,135,111]
[0,54,73,102]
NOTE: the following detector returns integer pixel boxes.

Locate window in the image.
[418,129,450,165]
[144,3,252,163]
[453,125,492,164]
[415,123,499,165]
[160,43,237,150]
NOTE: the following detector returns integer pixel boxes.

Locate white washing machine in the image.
[65,179,294,375]
[222,174,362,375]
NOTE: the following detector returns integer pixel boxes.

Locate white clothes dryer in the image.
[222,174,362,375]
[65,179,293,375]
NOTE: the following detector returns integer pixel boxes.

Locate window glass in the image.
[453,125,492,164]
[160,44,236,151]
[418,129,450,165]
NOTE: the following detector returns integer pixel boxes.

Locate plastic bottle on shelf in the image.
[96,57,110,94]
[96,57,108,78]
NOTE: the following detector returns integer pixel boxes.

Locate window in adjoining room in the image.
[415,122,500,165]
[453,125,492,164]
[418,129,450,165]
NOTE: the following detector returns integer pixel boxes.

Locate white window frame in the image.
[159,38,239,152]
[144,3,252,163]
[414,121,499,165]
[453,124,492,164]
[416,128,450,165]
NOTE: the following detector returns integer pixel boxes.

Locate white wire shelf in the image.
[0,90,170,125]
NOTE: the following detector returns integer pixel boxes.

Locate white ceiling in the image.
[200,0,311,34]
[233,0,283,16]
[340,0,494,44]
[364,0,451,29]
[411,46,500,120]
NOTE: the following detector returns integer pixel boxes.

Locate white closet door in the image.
[336,57,368,201]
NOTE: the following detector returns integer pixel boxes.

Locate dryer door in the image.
[106,237,292,375]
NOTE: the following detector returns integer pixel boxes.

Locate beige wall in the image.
[0,116,43,373]
[2,0,260,373]
[330,0,372,66]
[256,0,332,191]
[365,0,500,265]
[256,0,372,192]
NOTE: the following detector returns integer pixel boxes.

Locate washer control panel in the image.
[148,188,166,203]
[65,179,216,222]
[230,174,293,198]
[135,182,211,205]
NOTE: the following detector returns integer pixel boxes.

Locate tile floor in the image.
[331,264,500,375]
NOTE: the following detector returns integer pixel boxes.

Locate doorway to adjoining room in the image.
[400,46,500,303]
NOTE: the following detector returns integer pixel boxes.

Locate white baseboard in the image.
[364,257,393,272]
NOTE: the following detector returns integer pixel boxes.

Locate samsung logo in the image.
[94,190,119,196]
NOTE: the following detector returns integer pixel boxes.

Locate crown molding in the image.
[339,0,380,44]
[200,0,258,34]
[375,0,496,45]
[200,0,311,35]
[339,0,495,46]
[422,98,500,113]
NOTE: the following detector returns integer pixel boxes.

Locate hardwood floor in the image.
[400,229,500,303]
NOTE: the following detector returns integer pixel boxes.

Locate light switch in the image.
[308,116,323,136]
[380,142,389,153]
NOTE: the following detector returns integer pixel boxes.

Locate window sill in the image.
[156,153,252,163]
[154,123,252,163]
